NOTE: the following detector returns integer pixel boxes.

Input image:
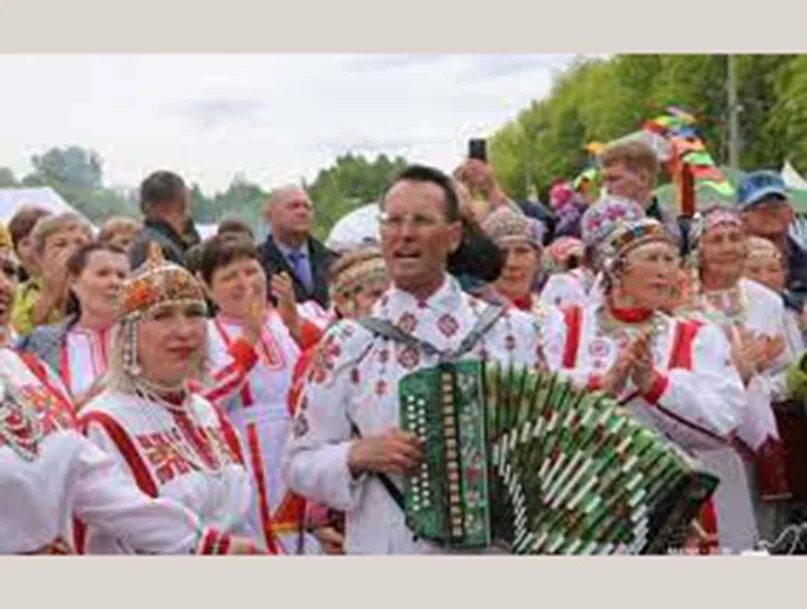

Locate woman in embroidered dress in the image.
[0,245,254,555]
[19,242,129,409]
[479,206,550,316]
[197,235,327,554]
[685,208,804,543]
[555,217,750,553]
[78,244,260,554]
[743,236,806,355]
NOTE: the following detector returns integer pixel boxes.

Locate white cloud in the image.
[0,54,581,194]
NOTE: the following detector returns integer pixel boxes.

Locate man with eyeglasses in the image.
[738,170,807,316]
[283,164,565,554]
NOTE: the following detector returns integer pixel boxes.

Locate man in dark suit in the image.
[130,170,193,269]
[257,185,335,309]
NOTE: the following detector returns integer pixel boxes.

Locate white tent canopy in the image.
[0,187,92,226]
[326,203,380,251]
[782,160,807,191]
[195,223,218,240]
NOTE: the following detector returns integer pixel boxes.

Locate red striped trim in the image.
[298,320,324,350]
[197,528,218,554]
[587,374,603,391]
[246,423,280,554]
[288,347,315,416]
[73,518,87,555]
[217,534,231,555]
[562,305,582,369]
[213,362,238,382]
[668,319,703,371]
[229,338,260,371]
[212,405,245,464]
[80,412,159,497]
[204,372,247,405]
[240,383,254,408]
[650,319,725,442]
[215,318,259,371]
[641,373,670,404]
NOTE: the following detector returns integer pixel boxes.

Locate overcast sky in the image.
[0,54,583,194]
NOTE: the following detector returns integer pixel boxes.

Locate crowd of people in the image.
[3,138,807,555]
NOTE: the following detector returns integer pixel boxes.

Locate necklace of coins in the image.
[132,383,227,476]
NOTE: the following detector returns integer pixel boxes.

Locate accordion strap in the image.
[357,304,505,363]
[352,304,505,518]
[348,421,406,511]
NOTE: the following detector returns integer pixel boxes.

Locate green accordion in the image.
[398,361,719,555]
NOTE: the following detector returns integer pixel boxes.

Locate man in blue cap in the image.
[738,170,807,314]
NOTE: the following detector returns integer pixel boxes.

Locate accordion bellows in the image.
[399,361,718,555]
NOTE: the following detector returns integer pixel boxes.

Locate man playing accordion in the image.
[282,165,563,554]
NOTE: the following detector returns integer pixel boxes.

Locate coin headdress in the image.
[113,242,208,380]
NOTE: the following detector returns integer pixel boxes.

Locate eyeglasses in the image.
[378,212,443,232]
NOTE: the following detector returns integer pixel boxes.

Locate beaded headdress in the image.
[600,218,675,279]
[480,206,545,249]
[546,237,585,270]
[114,242,207,378]
[746,236,782,264]
[580,195,645,249]
[330,246,388,301]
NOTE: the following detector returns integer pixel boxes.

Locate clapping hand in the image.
[270,272,301,340]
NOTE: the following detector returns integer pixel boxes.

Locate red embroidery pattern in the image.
[504,335,516,351]
[137,430,194,484]
[375,380,388,396]
[378,349,390,364]
[397,312,417,334]
[350,368,361,384]
[309,334,342,384]
[437,314,459,338]
[397,345,420,370]
[18,385,73,435]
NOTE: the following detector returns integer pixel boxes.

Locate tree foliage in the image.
[0,146,409,239]
[306,153,409,240]
[490,54,807,201]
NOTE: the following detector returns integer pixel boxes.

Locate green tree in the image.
[490,54,806,200]
[28,146,103,191]
[0,167,16,188]
[307,153,409,239]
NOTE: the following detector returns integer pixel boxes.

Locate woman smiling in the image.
[19,242,129,408]
[78,244,259,554]
[556,216,749,553]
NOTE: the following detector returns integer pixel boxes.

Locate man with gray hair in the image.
[257,184,335,308]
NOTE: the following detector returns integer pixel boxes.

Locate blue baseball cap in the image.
[737,170,789,209]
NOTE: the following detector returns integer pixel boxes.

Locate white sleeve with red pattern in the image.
[201,337,259,406]
[282,321,369,512]
[641,323,745,450]
[71,430,203,554]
